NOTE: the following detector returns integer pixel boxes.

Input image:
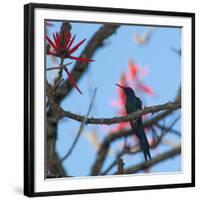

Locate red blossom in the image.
[128,60,139,79]
[46,32,94,62]
[46,30,95,94]
[63,67,83,94]
[127,60,154,96]
[138,83,154,96]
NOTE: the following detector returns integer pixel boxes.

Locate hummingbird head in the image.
[116,84,136,97]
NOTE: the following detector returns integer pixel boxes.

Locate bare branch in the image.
[49,102,181,125]
[46,62,73,71]
[121,145,181,174]
[156,123,181,137]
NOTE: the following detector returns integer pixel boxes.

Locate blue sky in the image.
[46,21,181,177]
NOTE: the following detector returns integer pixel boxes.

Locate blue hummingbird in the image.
[116,84,151,161]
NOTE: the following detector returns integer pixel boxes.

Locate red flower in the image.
[46,30,95,94]
[63,66,82,94]
[128,60,154,96]
[138,83,154,96]
[46,32,94,62]
[128,60,138,79]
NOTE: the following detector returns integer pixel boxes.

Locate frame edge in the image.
[23,3,195,197]
[24,3,35,197]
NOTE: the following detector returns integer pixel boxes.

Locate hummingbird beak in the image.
[116,84,126,90]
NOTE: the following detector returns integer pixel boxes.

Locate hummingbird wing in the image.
[128,96,143,137]
[136,96,142,110]
[134,97,143,126]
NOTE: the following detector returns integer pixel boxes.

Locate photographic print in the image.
[45,21,181,177]
[24,3,195,197]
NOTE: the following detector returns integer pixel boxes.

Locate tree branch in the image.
[49,102,181,125]
[156,123,181,137]
[121,145,181,174]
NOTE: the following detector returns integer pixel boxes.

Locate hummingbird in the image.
[116,84,151,161]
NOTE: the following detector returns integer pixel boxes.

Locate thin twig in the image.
[60,88,97,163]
[46,62,73,71]
[156,123,181,137]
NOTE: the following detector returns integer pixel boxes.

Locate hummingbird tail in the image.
[136,125,151,161]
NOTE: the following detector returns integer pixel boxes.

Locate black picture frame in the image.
[24,3,195,197]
